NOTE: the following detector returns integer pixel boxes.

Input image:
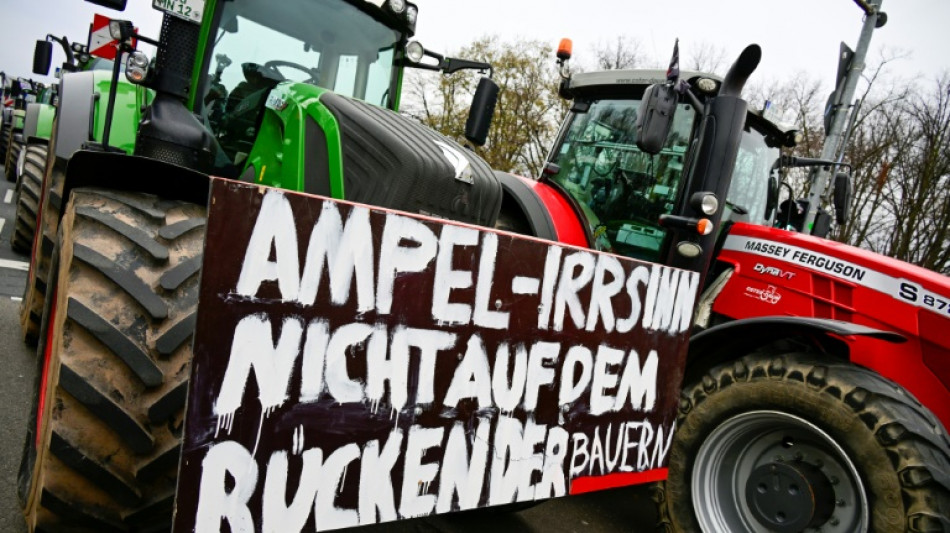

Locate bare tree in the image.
[877,74,950,273]
[834,58,909,248]
[685,40,728,74]
[590,36,645,70]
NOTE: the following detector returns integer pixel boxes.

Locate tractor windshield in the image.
[202,0,402,158]
[727,125,781,225]
[548,98,696,263]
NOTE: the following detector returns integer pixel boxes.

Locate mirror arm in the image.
[131,32,160,48]
[46,34,75,66]
[779,155,852,172]
[405,62,441,72]
[404,47,494,77]
[442,58,492,77]
[676,80,704,114]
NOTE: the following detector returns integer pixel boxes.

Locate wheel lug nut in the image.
[836,499,846,507]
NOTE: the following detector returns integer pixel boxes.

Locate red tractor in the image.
[489,42,950,531]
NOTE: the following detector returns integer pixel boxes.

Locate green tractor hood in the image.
[245,82,503,228]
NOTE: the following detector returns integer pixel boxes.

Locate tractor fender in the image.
[493,170,558,241]
[60,150,211,218]
[53,71,98,161]
[687,316,906,376]
[22,103,42,140]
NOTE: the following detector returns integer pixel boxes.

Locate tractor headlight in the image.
[125,51,150,84]
[388,0,406,14]
[691,192,719,215]
[406,41,424,63]
[406,4,418,29]
[129,50,149,68]
[109,19,135,42]
[109,21,123,40]
[695,77,718,94]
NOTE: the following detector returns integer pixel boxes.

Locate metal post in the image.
[802,0,883,232]
[101,47,124,149]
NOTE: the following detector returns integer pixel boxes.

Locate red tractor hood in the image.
[713,222,950,428]
[723,223,950,297]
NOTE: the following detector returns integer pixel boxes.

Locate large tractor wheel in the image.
[0,121,11,174]
[660,352,950,532]
[10,144,47,254]
[20,188,205,531]
[6,131,24,182]
[19,159,63,345]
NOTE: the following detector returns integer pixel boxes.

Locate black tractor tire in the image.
[6,133,24,182]
[20,188,205,531]
[10,144,47,254]
[19,150,62,345]
[0,121,11,174]
[659,352,950,532]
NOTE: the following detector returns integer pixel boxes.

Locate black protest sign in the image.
[173,178,697,532]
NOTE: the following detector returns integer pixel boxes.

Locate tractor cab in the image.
[109,0,495,187]
[546,68,790,264]
[203,0,412,109]
[197,0,418,159]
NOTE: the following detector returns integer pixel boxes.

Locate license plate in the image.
[152,0,205,24]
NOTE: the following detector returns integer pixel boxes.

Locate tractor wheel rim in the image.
[691,410,868,533]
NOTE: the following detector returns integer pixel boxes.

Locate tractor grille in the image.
[137,137,196,168]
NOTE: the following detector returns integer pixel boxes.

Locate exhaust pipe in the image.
[718,44,761,98]
[665,44,761,278]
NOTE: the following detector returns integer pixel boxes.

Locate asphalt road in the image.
[0,174,33,533]
[0,175,661,532]
[0,174,29,300]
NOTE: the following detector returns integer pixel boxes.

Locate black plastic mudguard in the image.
[494,170,557,241]
[60,150,212,221]
[689,315,906,361]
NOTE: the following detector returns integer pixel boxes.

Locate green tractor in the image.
[10,81,56,253]
[17,30,154,340]
[19,0,503,529]
[0,72,15,170]
[3,77,44,184]
[9,33,101,254]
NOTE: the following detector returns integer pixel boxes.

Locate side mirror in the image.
[832,172,851,224]
[465,77,499,147]
[222,15,239,33]
[636,83,677,155]
[84,0,127,10]
[813,210,833,238]
[33,41,53,76]
[765,173,779,220]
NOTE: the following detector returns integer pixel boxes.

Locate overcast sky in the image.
[2,1,947,92]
